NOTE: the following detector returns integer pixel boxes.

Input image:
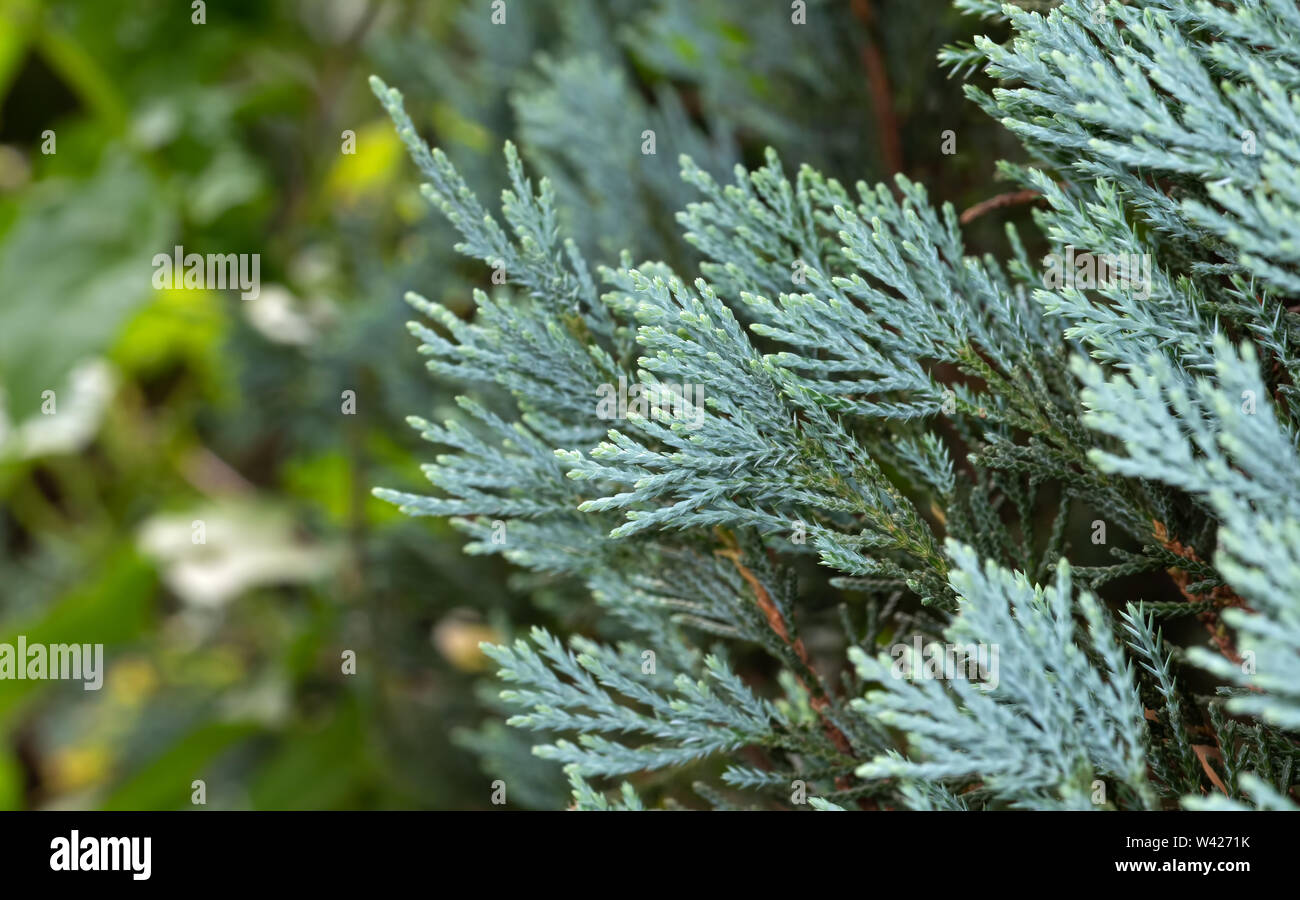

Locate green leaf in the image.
[102,721,261,811]
[0,151,172,420]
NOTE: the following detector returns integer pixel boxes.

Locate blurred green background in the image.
[0,0,1019,809]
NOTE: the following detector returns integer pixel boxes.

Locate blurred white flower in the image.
[242,283,333,345]
[0,359,116,461]
[137,501,342,607]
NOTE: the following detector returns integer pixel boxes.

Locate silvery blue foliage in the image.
[371,0,1300,809]
[850,542,1154,810]
[1079,339,1300,733]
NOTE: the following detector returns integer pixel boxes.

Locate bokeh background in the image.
[0,0,1023,809]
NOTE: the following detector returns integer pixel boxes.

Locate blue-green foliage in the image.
[1080,339,1300,733]
[374,0,1300,810]
[851,543,1153,811]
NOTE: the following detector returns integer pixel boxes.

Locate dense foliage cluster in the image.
[377,0,1300,810]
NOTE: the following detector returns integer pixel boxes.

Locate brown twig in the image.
[1191,744,1230,796]
[959,189,1045,225]
[850,0,904,176]
[1151,520,1251,670]
[715,542,863,800]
